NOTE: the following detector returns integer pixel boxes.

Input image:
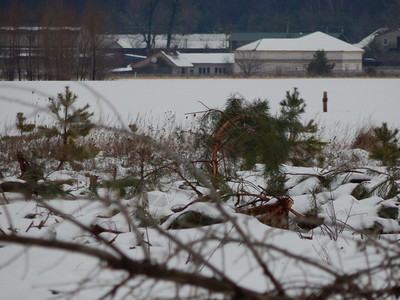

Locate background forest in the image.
[1,0,400,42]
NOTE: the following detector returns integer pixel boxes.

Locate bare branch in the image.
[0,234,272,299]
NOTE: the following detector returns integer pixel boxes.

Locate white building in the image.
[234,31,364,76]
[115,34,230,50]
[131,51,234,76]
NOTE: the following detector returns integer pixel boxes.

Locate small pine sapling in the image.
[197,95,290,182]
[16,112,35,135]
[45,86,95,170]
[279,88,325,166]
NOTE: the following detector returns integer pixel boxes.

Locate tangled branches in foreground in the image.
[2,124,400,300]
[1,86,400,299]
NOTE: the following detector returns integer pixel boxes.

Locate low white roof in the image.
[163,51,193,67]
[124,54,146,59]
[162,52,234,67]
[236,31,363,52]
[112,65,133,73]
[181,53,234,64]
[117,33,229,49]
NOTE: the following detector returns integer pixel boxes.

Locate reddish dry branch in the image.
[16,151,30,178]
[85,174,99,190]
[239,197,302,228]
[25,221,35,233]
[211,115,243,177]
[166,166,203,197]
[289,208,303,218]
[240,198,292,216]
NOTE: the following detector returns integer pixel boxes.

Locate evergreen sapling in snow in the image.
[44,86,96,170]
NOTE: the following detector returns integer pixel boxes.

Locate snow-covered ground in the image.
[1,78,399,138]
[1,78,400,299]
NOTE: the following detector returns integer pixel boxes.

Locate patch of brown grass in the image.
[350,126,378,152]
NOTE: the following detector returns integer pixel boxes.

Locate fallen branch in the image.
[0,234,274,300]
[171,195,212,213]
[0,186,9,205]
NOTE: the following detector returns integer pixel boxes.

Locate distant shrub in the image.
[364,66,377,76]
[307,50,335,75]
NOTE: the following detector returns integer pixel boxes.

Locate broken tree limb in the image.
[211,115,243,178]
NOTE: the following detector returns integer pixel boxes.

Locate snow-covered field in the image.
[1,78,400,299]
[1,78,400,137]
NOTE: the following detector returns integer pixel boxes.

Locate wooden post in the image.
[323,91,328,112]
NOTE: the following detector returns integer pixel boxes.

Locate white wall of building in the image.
[234,50,363,75]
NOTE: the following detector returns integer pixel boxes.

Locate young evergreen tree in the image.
[307,50,335,75]
[44,86,95,170]
[198,95,289,181]
[197,89,324,192]
[15,112,35,135]
[279,88,325,166]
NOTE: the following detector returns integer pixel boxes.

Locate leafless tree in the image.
[162,0,198,49]
[80,0,117,80]
[235,51,263,76]
[38,1,79,80]
[126,0,162,52]
[0,0,23,81]
[125,0,199,51]
[24,27,41,81]
[165,0,179,49]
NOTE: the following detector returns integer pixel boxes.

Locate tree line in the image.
[1,0,398,80]
[2,0,399,42]
[0,0,116,80]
